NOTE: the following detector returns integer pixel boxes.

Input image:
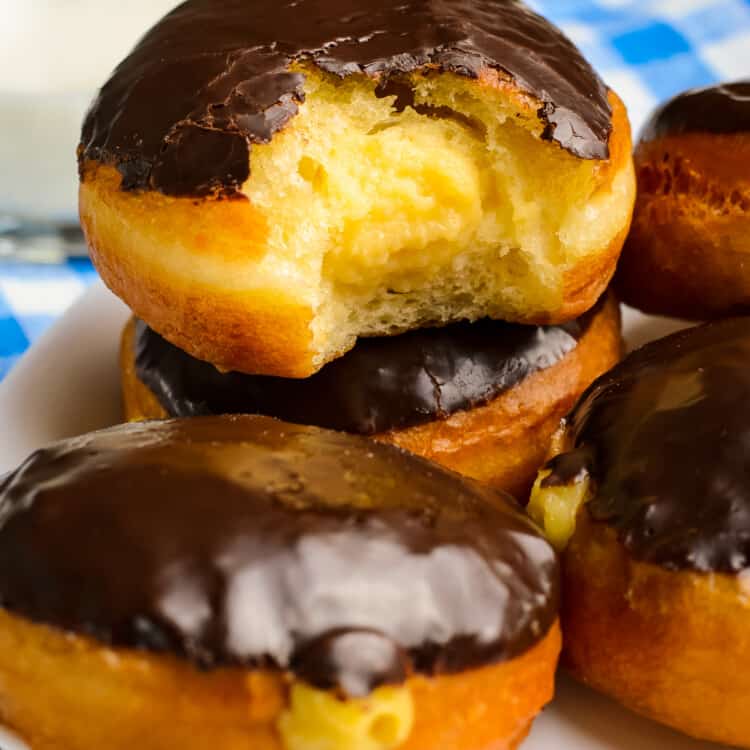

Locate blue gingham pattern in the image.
[530,0,750,133]
[2,0,750,380]
[0,258,98,380]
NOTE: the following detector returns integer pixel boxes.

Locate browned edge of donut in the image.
[616,132,750,320]
[120,292,622,500]
[0,603,560,750]
[561,513,750,747]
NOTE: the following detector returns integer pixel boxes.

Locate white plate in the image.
[0,282,729,750]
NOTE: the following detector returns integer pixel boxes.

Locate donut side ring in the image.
[0,608,560,750]
[561,516,750,747]
[376,292,622,496]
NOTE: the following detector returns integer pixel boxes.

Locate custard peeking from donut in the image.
[0,415,561,750]
[528,318,750,748]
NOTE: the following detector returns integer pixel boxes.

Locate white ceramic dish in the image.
[0,282,729,750]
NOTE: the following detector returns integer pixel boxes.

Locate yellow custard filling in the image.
[278,682,414,750]
[528,469,592,550]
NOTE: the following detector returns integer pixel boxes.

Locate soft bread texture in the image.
[121,293,622,498]
[81,67,635,377]
[0,607,560,750]
[561,515,750,748]
[616,133,750,319]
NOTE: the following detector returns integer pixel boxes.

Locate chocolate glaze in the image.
[0,416,558,694]
[135,311,593,433]
[540,448,592,490]
[79,0,612,197]
[640,81,750,142]
[543,317,750,574]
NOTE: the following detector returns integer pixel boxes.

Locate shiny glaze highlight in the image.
[0,416,558,694]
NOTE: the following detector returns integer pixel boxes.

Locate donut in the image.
[616,81,750,319]
[0,415,560,750]
[528,317,750,747]
[119,292,622,498]
[78,0,635,378]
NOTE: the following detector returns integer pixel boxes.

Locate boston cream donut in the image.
[529,317,750,746]
[0,415,560,750]
[617,81,750,319]
[120,293,622,497]
[79,0,635,377]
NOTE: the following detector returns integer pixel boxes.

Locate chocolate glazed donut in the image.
[120,292,623,497]
[616,81,750,319]
[0,415,561,750]
[79,0,634,379]
[530,317,750,747]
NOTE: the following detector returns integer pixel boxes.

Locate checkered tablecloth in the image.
[532,0,750,132]
[0,258,98,380]
[2,0,750,380]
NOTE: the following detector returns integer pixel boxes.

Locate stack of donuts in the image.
[78,0,635,499]
[2,1,637,748]
[7,0,750,748]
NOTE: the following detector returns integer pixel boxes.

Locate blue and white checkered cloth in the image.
[2,0,750,380]
[532,0,750,133]
[0,258,98,380]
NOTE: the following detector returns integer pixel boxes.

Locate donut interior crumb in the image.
[245,65,632,366]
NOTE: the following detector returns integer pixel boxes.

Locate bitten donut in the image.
[79,0,635,377]
[617,81,750,319]
[0,415,560,750]
[120,293,622,498]
[529,317,750,747]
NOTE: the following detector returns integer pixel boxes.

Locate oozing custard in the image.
[279,683,414,750]
[532,317,750,572]
[529,467,592,550]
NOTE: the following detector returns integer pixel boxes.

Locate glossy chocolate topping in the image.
[0,416,558,694]
[135,311,592,433]
[543,317,750,574]
[79,0,612,197]
[640,81,750,142]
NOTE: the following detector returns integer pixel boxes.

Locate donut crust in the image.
[616,133,750,319]
[81,79,633,378]
[562,514,750,747]
[0,607,560,750]
[121,292,622,499]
